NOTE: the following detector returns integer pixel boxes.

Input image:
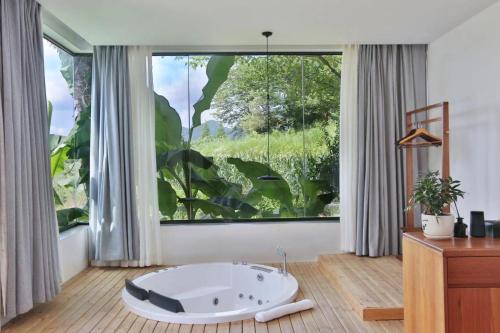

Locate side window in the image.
[43,39,92,231]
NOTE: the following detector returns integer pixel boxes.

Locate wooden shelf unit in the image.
[401,102,450,231]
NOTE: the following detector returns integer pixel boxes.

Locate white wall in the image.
[59,226,89,283]
[160,222,340,265]
[57,222,338,275]
[427,1,500,223]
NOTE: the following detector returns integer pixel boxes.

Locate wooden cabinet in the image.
[403,232,500,333]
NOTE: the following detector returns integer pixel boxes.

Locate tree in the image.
[211,55,341,133]
[216,123,226,138]
[201,123,211,140]
[240,108,267,133]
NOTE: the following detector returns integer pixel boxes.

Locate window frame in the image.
[153,51,342,224]
[44,34,92,57]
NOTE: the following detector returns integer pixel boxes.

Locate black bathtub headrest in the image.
[125,279,149,301]
[149,290,185,313]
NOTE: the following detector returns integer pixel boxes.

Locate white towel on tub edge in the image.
[255,299,314,322]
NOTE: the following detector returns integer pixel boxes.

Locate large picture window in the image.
[43,39,92,231]
[152,54,341,222]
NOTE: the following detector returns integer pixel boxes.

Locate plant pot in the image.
[421,214,455,239]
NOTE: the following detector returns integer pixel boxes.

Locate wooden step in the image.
[318,253,404,321]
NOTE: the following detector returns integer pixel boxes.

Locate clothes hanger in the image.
[398,127,442,145]
[397,117,442,147]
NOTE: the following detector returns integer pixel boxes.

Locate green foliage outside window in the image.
[45,46,342,227]
[155,54,341,221]
[45,40,92,231]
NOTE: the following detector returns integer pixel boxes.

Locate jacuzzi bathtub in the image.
[122,262,298,324]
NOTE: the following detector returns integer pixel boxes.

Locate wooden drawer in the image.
[448,257,500,287]
[448,288,500,333]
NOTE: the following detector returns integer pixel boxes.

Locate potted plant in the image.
[407,171,465,239]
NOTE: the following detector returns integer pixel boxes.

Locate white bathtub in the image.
[122,262,298,324]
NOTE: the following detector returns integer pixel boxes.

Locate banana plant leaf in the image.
[49,134,64,151]
[243,188,263,206]
[210,196,258,218]
[157,149,213,170]
[56,159,82,188]
[66,109,91,158]
[56,207,87,227]
[66,107,91,186]
[300,178,337,216]
[158,167,175,181]
[158,178,177,218]
[190,56,235,140]
[51,145,70,177]
[179,198,235,218]
[227,157,294,209]
[53,190,63,206]
[190,167,242,199]
[155,93,182,152]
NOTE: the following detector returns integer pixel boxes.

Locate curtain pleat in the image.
[356,45,427,256]
[0,0,61,323]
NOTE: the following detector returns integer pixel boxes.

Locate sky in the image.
[152,56,217,127]
[43,39,75,136]
[44,40,218,136]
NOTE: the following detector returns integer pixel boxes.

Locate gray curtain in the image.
[89,46,139,262]
[0,0,61,323]
[356,45,427,256]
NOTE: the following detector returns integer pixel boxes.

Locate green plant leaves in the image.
[56,207,87,227]
[155,93,182,152]
[227,157,294,211]
[179,197,235,218]
[408,171,465,215]
[300,178,337,216]
[157,178,178,218]
[65,107,91,187]
[210,196,258,218]
[157,149,214,170]
[51,145,70,177]
[190,56,235,140]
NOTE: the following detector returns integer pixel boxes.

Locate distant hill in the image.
[182,120,236,141]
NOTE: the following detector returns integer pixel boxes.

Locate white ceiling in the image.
[39,0,497,49]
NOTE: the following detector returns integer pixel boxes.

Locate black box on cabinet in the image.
[470,211,486,237]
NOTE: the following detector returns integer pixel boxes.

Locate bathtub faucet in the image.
[276,246,288,276]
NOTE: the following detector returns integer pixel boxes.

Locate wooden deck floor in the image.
[3,262,403,333]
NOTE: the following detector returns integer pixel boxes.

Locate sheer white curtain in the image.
[339,45,359,253]
[128,46,163,266]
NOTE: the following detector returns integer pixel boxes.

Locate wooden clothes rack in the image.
[400,102,450,231]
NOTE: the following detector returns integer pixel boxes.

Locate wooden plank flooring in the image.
[3,262,403,333]
[318,254,404,321]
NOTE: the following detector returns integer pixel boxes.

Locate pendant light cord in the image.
[301,56,306,216]
[266,35,271,176]
[258,31,277,181]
